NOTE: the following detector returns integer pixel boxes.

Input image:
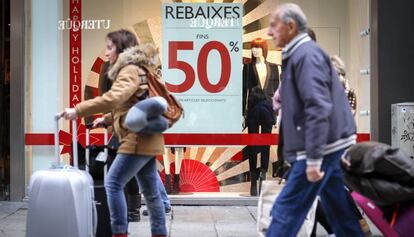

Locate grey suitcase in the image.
[26,116,97,237]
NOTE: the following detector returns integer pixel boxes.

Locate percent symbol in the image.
[229,41,239,52]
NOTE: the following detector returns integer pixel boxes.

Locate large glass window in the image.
[24,0,370,197]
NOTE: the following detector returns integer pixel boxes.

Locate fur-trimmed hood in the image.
[108,43,159,80]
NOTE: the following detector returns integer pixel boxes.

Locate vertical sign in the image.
[162,3,243,134]
[70,0,82,127]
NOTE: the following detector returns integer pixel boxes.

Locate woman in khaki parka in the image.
[62,29,167,237]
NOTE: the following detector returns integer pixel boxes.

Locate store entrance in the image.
[0,0,10,200]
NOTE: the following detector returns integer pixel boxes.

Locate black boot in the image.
[250,171,257,196]
[172,174,180,194]
[260,168,267,181]
[127,194,141,222]
[165,174,171,194]
[258,168,267,195]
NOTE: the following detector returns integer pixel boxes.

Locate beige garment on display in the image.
[256,62,267,89]
[174,147,184,174]
[163,147,184,174]
[163,148,171,175]
[257,180,317,237]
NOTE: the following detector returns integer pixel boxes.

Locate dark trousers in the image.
[125,176,139,195]
[266,150,364,237]
[246,101,274,175]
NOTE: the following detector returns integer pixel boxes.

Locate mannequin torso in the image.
[255,57,267,89]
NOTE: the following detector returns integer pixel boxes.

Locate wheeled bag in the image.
[84,125,112,237]
[26,117,97,237]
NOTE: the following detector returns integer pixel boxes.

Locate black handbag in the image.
[272,159,291,179]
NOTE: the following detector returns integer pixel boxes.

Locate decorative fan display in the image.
[160,159,220,192]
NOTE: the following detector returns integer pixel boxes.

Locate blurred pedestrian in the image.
[265,3,364,237]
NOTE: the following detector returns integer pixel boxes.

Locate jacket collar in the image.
[282,33,311,60]
[108,44,159,80]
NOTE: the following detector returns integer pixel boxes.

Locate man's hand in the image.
[306,165,324,182]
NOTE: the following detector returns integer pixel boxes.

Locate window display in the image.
[23,0,370,198]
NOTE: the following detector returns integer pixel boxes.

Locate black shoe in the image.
[250,171,257,196]
[250,181,257,196]
[142,207,171,216]
[128,210,141,222]
[260,169,267,180]
[258,169,266,195]
[142,209,149,216]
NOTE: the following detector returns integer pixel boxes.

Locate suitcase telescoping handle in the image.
[54,114,79,167]
[85,123,109,176]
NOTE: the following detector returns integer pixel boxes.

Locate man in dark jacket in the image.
[265,3,364,237]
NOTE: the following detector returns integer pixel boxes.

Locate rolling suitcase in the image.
[393,203,414,237]
[85,125,111,237]
[26,116,97,237]
[351,191,399,237]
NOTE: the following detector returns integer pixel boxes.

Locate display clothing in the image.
[243,61,279,115]
[164,147,185,194]
[243,60,279,195]
[246,100,274,172]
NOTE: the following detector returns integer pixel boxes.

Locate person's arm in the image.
[272,86,281,114]
[295,51,333,167]
[76,65,145,118]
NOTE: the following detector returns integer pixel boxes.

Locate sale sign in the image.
[162,3,243,134]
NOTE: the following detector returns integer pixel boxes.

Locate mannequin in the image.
[163,147,184,194]
[242,38,279,196]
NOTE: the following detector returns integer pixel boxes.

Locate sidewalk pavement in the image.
[0,202,383,237]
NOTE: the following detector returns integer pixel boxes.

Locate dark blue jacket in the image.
[280,34,356,165]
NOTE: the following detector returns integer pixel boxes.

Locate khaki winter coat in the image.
[76,44,164,156]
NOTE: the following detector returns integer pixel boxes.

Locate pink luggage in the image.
[26,116,97,237]
[352,192,414,237]
[393,202,414,237]
[352,192,398,237]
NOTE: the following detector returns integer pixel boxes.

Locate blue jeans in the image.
[105,154,166,235]
[266,149,364,237]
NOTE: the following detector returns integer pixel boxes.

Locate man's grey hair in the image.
[276,3,308,33]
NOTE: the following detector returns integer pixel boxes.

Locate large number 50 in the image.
[166,41,231,93]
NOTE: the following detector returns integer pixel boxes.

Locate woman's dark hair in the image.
[307,28,317,42]
[106,29,139,54]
